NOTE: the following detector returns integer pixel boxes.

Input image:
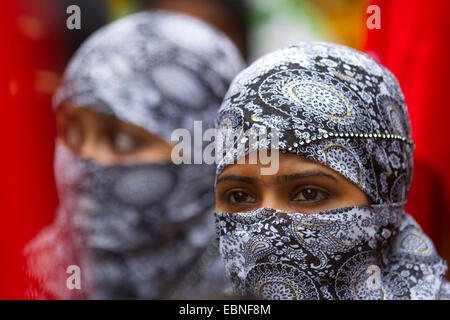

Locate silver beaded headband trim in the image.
[285,131,414,152]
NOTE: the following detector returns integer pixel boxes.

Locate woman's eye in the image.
[227,191,256,205]
[63,119,83,149]
[292,188,329,203]
[112,131,141,153]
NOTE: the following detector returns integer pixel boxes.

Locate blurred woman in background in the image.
[23,11,245,299]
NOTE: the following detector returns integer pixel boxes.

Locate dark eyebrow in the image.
[276,170,338,184]
[216,174,258,185]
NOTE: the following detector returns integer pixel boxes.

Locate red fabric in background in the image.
[0,1,68,299]
[364,0,450,261]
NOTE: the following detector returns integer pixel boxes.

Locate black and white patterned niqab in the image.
[23,11,245,299]
[214,42,450,300]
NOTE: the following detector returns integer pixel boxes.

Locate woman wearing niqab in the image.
[214,42,450,300]
[24,11,245,300]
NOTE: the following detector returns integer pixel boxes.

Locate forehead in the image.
[218,152,340,179]
[58,102,158,136]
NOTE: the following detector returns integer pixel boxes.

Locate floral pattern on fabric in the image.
[216,206,448,300]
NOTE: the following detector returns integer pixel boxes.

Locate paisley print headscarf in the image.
[23,11,245,299]
[214,42,450,300]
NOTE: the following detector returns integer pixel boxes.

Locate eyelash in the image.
[291,187,330,203]
[224,189,257,206]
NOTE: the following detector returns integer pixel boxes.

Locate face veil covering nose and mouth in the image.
[23,11,245,299]
[214,42,450,300]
